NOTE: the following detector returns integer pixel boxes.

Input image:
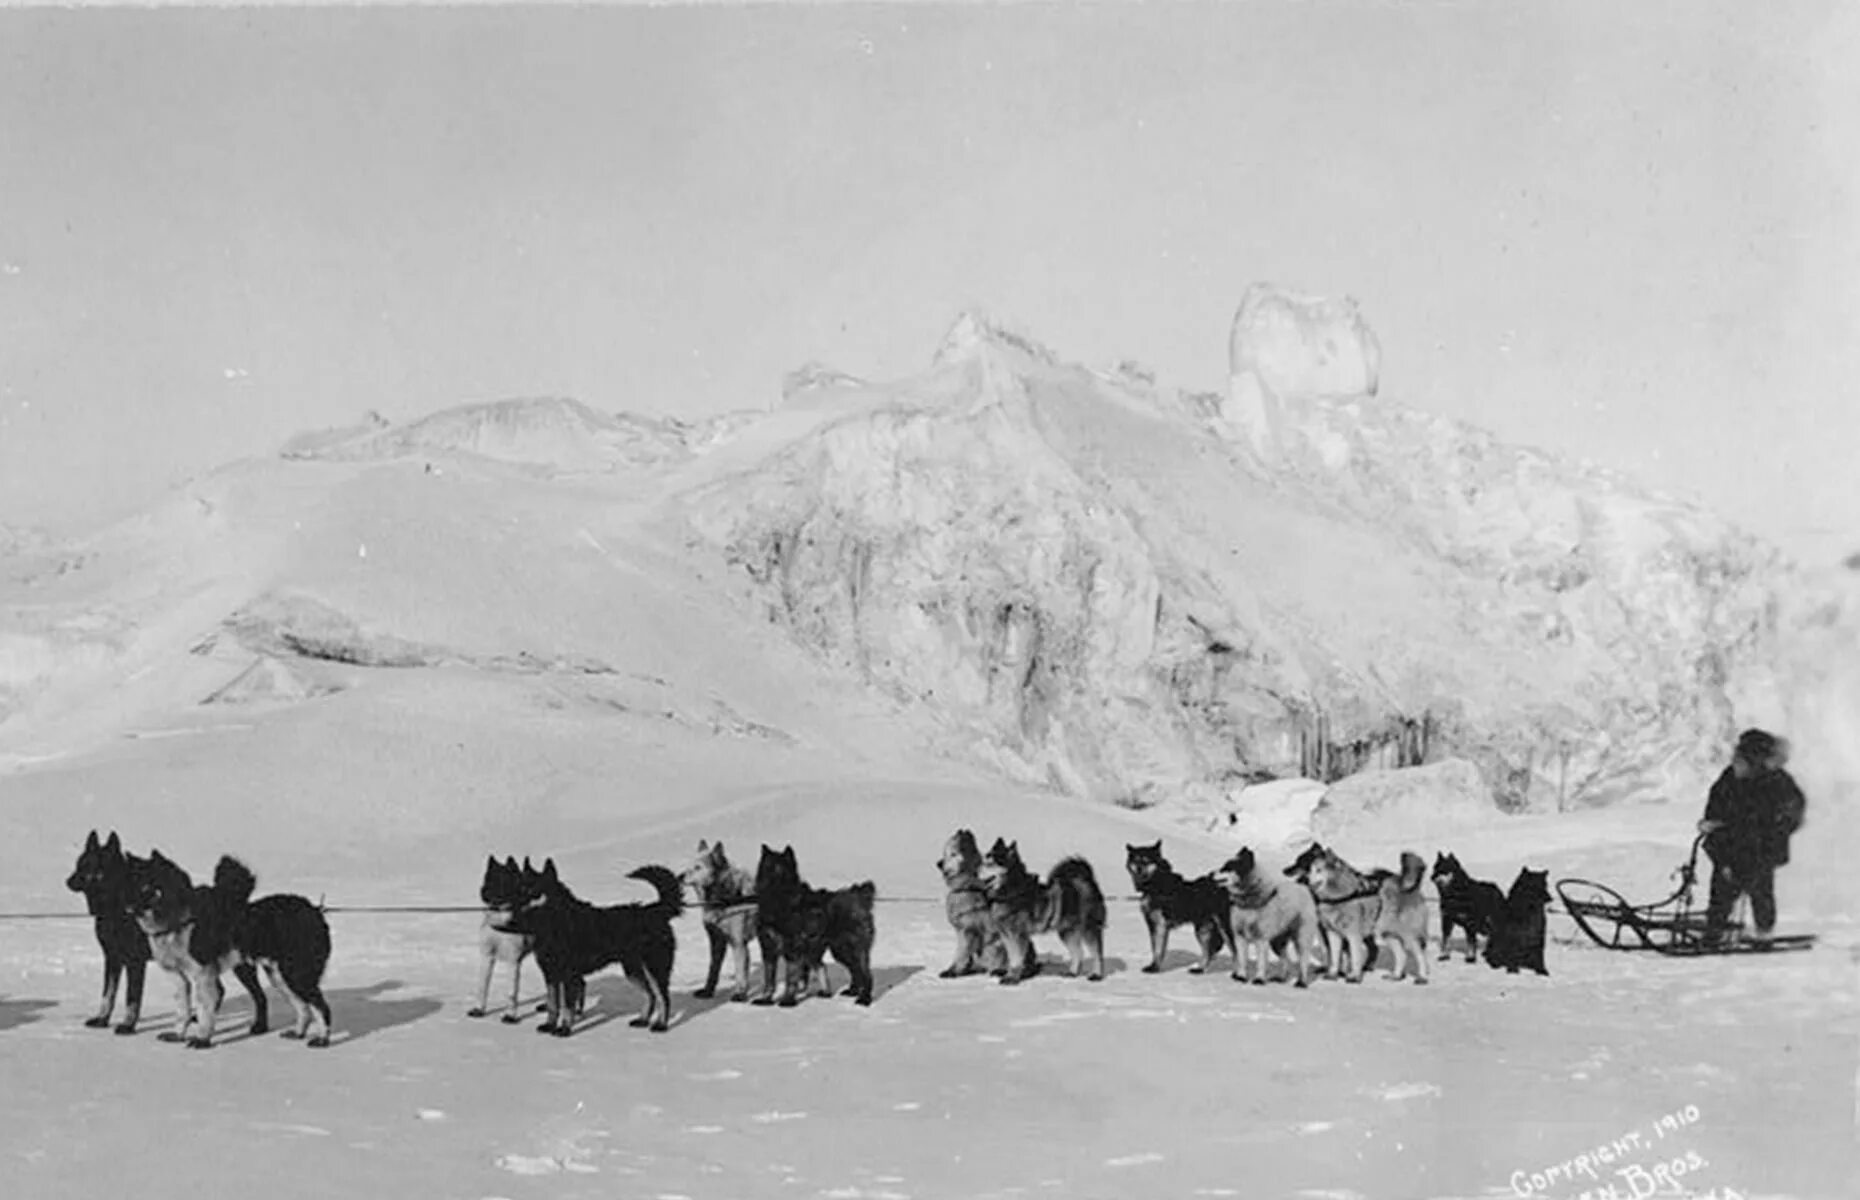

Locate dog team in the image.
[63,826,1550,1047]
[941,832,1550,991]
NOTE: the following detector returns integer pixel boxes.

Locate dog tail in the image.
[626,864,685,917]
[213,855,259,907]
[1398,851,1426,893]
[1049,856,1107,932]
[849,880,877,914]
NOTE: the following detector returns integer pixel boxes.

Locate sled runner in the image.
[1555,832,1817,957]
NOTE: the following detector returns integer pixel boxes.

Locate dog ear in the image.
[504,856,519,871]
[486,853,497,870]
[85,829,100,849]
[542,858,558,881]
[712,841,724,857]
[696,838,709,852]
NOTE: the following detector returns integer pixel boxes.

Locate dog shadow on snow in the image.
[560,963,930,1034]
[0,995,60,1031]
[136,979,445,1047]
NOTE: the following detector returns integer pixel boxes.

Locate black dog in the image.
[128,851,334,1048]
[65,829,153,1034]
[1125,841,1230,974]
[502,858,683,1037]
[753,845,877,1007]
[1431,852,1507,963]
[1483,867,1551,976]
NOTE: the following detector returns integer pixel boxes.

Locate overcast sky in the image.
[2,2,1855,560]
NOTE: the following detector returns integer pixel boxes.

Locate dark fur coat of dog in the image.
[503,858,683,1036]
[1125,841,1230,974]
[753,845,877,1007]
[66,830,152,1034]
[1431,852,1506,964]
[977,839,1107,984]
[128,851,333,1048]
[1483,867,1551,976]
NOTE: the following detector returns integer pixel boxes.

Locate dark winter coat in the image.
[1702,765,1807,872]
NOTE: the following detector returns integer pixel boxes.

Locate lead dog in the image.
[65,830,152,1035]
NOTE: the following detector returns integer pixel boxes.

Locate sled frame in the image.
[1555,832,1816,957]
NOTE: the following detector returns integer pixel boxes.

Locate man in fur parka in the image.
[1697,728,1808,945]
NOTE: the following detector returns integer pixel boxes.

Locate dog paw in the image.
[157,1031,186,1044]
[307,1035,330,1048]
[692,987,716,999]
[550,1025,573,1038]
[728,990,750,1003]
[750,996,774,1007]
[777,996,799,1008]
[280,1029,303,1040]
[1294,979,1309,989]
[1413,977,1429,985]
[1186,965,1205,975]
[112,1023,137,1036]
[536,1022,559,1035]
[628,1016,652,1028]
[466,1007,487,1018]
[1250,978,1267,987]
[1087,973,1104,983]
[500,1012,523,1024]
[1141,963,1161,974]
[650,1022,670,1033]
[248,1022,269,1037]
[186,1037,213,1050]
[84,1015,110,1029]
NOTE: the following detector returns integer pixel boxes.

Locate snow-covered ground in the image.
[2,765,1853,1200]
[2,373,1854,1199]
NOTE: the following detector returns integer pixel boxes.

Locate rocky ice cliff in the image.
[682,291,1820,814]
[3,286,1849,818]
